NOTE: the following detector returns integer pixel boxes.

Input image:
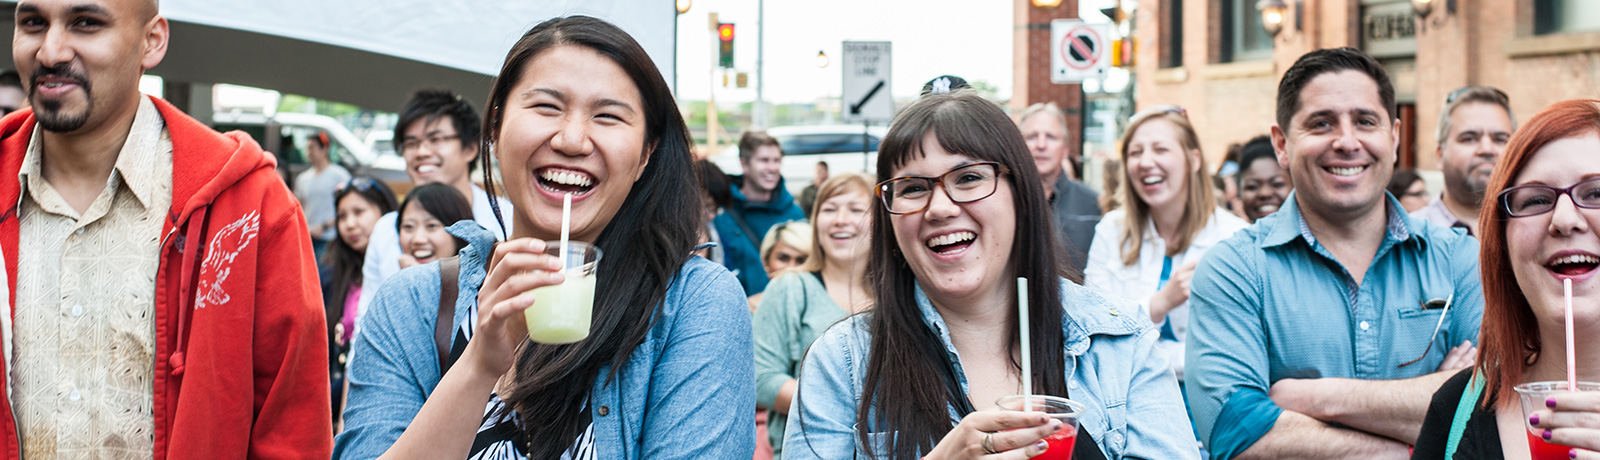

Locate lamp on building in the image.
[1257,0,1301,37]
[1031,0,1064,8]
[1411,0,1455,18]
[675,0,691,14]
[815,50,829,68]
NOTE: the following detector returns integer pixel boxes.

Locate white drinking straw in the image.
[560,192,573,268]
[1018,277,1032,411]
[1567,278,1577,392]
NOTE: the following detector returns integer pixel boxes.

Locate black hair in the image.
[309,130,329,149]
[479,16,701,458]
[1388,168,1424,199]
[324,177,398,359]
[1234,135,1278,181]
[395,182,472,252]
[845,90,1068,459]
[394,89,483,169]
[0,71,20,90]
[696,159,731,210]
[1276,47,1396,131]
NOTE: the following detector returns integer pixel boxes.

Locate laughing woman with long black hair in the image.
[334,16,753,460]
[784,91,1196,460]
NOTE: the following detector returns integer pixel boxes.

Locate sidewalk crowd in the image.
[2,1,1600,459]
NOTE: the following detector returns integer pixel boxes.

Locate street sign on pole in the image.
[1050,20,1112,83]
[842,41,893,123]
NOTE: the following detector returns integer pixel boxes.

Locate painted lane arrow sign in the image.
[850,80,885,115]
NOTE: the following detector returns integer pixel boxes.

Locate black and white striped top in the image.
[460,302,596,460]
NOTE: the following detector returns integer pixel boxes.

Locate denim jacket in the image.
[334,222,756,459]
[782,278,1198,459]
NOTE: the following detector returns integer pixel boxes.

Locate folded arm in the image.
[1268,370,1455,445]
[1235,410,1410,460]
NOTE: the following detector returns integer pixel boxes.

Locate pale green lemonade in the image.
[524,271,598,344]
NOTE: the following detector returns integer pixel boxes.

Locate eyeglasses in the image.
[1499,177,1600,218]
[400,134,462,153]
[1445,86,1509,104]
[1129,104,1187,123]
[1398,295,1454,369]
[336,177,378,193]
[876,162,1009,215]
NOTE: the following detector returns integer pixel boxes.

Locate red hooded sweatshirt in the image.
[0,96,333,459]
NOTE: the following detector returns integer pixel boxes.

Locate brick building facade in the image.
[1133,0,1600,170]
[1012,0,1085,162]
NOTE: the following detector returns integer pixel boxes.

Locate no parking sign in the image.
[1051,20,1112,83]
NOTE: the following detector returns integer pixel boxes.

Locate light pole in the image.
[816,50,832,123]
[754,0,767,129]
[673,0,690,97]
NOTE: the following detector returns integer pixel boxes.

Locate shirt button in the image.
[1360,321,1370,331]
[74,228,84,236]
[71,305,84,317]
[68,390,81,402]
[1111,433,1123,444]
[597,406,610,416]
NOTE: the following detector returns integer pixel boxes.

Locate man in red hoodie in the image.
[0,0,333,458]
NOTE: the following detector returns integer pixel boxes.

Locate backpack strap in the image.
[436,256,461,374]
[724,205,764,249]
[1444,371,1486,458]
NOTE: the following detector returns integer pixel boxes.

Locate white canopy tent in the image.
[1,0,678,112]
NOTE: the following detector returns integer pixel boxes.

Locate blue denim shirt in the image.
[783,278,1199,459]
[1185,192,1483,459]
[334,222,756,459]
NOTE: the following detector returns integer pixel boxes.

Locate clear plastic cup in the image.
[1514,381,1600,460]
[522,241,602,344]
[995,395,1085,460]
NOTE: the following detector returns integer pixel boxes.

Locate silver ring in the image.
[981,432,998,454]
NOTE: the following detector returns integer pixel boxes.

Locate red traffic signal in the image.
[718,23,735,42]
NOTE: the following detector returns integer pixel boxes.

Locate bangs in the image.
[877,92,1024,178]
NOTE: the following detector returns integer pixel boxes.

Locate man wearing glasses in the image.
[1412,86,1515,237]
[357,89,512,319]
[1185,48,1485,460]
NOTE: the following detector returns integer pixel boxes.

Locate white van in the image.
[212,111,411,195]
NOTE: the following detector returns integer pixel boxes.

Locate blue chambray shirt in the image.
[1185,192,1484,459]
[784,278,1200,459]
[334,222,756,459]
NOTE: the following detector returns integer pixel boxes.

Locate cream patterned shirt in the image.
[12,97,172,460]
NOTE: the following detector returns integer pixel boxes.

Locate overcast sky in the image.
[673,0,1020,104]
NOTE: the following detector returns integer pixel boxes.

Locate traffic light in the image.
[718,23,735,68]
[1112,38,1136,67]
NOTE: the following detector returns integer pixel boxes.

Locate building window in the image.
[1221,0,1273,62]
[1535,0,1600,34]
[1160,0,1184,68]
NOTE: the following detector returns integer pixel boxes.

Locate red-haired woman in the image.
[1413,99,1600,459]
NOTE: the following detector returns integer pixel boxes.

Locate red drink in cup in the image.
[1514,381,1600,460]
[1526,430,1572,460]
[996,395,1086,460]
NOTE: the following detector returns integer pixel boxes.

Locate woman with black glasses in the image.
[784,91,1195,459]
[1413,100,1600,459]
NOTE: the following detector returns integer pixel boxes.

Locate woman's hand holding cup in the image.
[468,238,565,378]
[923,409,1058,460]
[1528,390,1600,458]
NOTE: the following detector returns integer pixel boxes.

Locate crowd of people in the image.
[2,0,1600,459]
